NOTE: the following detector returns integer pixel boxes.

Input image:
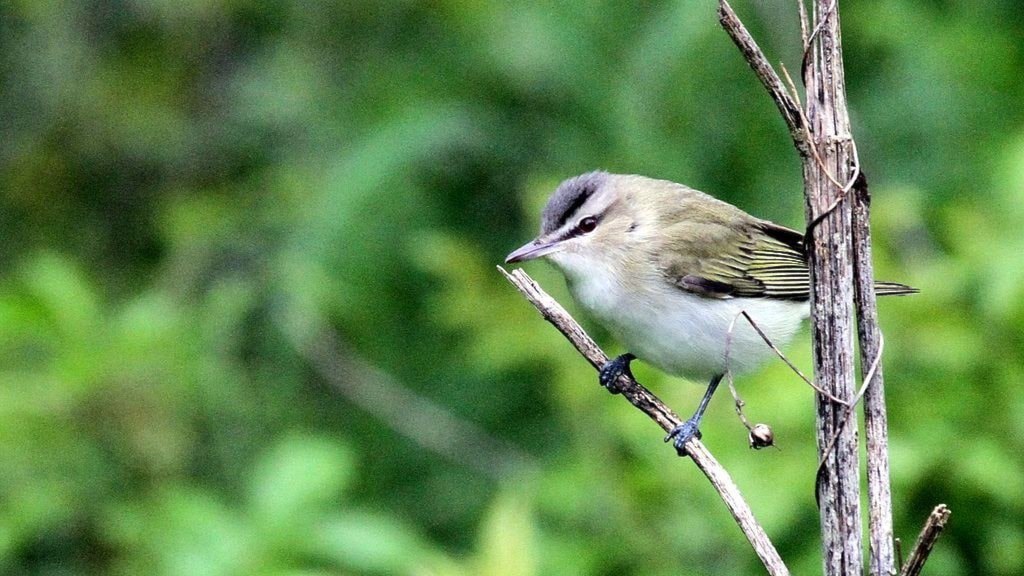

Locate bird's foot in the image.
[664,418,702,457]
[598,353,636,394]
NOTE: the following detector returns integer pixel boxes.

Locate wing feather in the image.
[651,189,915,300]
[660,218,811,301]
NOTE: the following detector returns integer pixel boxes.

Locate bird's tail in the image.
[874,281,918,296]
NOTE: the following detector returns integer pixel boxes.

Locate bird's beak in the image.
[505,236,561,264]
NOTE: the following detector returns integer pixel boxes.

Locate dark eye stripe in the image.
[553,186,593,230]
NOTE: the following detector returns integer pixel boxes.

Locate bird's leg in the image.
[598,353,636,394]
[666,373,724,456]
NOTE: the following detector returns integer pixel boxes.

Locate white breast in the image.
[559,258,808,383]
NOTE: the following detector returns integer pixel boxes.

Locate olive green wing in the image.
[659,219,812,301]
[661,219,918,299]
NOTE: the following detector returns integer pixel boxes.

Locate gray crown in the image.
[541,171,609,234]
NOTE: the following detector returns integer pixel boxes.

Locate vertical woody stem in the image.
[803,2,864,575]
[853,174,897,575]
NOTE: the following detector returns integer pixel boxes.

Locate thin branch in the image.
[499,268,679,427]
[900,505,951,576]
[733,310,847,405]
[780,62,852,195]
[718,0,809,156]
[726,374,753,431]
[725,374,776,450]
[778,62,864,249]
[500,266,790,576]
[852,172,897,575]
[797,0,810,47]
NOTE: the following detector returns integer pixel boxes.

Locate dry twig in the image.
[717,0,809,156]
[900,505,951,576]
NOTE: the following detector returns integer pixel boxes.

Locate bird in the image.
[505,171,916,454]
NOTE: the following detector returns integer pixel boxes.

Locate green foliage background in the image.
[2,1,1023,574]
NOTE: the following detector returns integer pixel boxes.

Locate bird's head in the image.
[505,171,647,277]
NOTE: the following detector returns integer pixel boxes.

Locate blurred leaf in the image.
[20,252,100,343]
[475,490,536,576]
[248,434,356,528]
[311,511,432,574]
[103,487,257,576]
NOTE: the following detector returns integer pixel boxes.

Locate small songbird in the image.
[505,171,915,454]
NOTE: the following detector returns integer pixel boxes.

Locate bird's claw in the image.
[664,419,702,457]
[598,353,635,394]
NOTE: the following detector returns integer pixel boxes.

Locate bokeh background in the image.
[2,1,1023,574]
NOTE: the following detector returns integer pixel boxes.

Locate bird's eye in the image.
[578,216,598,233]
